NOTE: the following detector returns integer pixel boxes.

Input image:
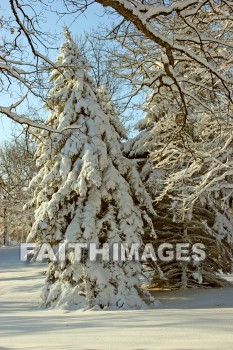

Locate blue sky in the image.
[0,2,112,144]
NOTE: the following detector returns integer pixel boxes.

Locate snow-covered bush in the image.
[126,94,233,289]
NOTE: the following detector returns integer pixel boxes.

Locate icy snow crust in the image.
[0,246,233,350]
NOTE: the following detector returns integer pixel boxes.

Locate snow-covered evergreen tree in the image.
[26,29,159,310]
[125,93,233,289]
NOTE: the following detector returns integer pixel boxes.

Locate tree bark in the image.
[3,207,8,246]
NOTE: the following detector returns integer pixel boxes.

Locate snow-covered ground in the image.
[0,246,233,350]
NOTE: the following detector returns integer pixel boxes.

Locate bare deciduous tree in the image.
[1,1,232,132]
[0,1,57,130]
[0,138,36,244]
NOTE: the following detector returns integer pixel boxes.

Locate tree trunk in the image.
[3,207,8,246]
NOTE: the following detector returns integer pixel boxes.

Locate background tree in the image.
[0,138,36,244]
